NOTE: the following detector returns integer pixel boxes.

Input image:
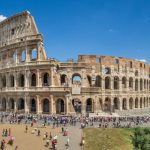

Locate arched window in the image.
[104,67,111,74]
[31,73,36,86]
[144,79,146,89]
[43,99,49,113]
[114,98,119,109]
[114,76,119,89]
[56,99,64,114]
[21,50,26,62]
[31,49,37,60]
[122,98,127,110]
[19,74,24,87]
[135,98,138,108]
[10,75,14,87]
[9,98,14,110]
[30,99,36,112]
[122,77,126,88]
[140,79,143,91]
[86,98,93,112]
[72,99,81,113]
[95,75,101,87]
[129,77,133,89]
[135,79,138,91]
[105,77,110,89]
[72,74,81,86]
[18,98,24,110]
[61,74,67,86]
[43,73,49,86]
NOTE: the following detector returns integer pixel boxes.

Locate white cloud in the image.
[0,15,7,22]
[135,59,147,63]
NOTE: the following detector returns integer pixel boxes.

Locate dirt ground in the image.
[0,124,59,150]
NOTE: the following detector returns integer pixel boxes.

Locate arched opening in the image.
[140,79,143,91]
[56,99,65,114]
[31,73,36,86]
[10,75,14,87]
[31,49,37,60]
[140,98,142,108]
[61,74,68,86]
[129,98,133,109]
[105,77,111,89]
[2,75,6,88]
[9,98,14,110]
[2,98,6,110]
[43,73,49,86]
[43,99,49,113]
[18,98,24,110]
[104,97,111,112]
[19,74,24,87]
[135,79,138,91]
[114,76,119,89]
[30,99,36,112]
[104,67,111,74]
[122,77,126,89]
[72,99,81,113]
[21,50,26,62]
[129,77,133,89]
[122,98,127,110]
[95,75,101,87]
[114,98,119,109]
[86,98,93,113]
[72,74,81,86]
[87,75,92,87]
[135,98,138,108]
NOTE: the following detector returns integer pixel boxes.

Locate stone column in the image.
[25,47,30,62]
[50,95,54,114]
[37,42,41,61]
[133,98,135,109]
[110,77,113,90]
[94,97,98,113]
[25,96,29,113]
[65,96,69,114]
[36,95,42,114]
[36,69,40,87]
[81,69,86,87]
[14,100,17,112]
[119,78,122,92]
[126,98,129,110]
[119,98,122,111]
[50,67,54,86]
[101,78,105,91]
[81,96,86,114]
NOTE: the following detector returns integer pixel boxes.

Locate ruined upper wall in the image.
[0,11,40,48]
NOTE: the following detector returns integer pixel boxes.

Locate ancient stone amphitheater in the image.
[0,11,150,116]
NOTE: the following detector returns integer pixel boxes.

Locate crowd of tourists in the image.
[0,112,150,149]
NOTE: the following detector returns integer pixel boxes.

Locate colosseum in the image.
[0,11,150,116]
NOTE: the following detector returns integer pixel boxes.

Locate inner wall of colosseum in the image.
[0,11,150,116]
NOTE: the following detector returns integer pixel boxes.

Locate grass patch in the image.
[83,128,134,150]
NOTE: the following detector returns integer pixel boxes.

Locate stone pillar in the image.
[37,42,41,61]
[119,78,122,91]
[65,96,69,114]
[110,77,113,90]
[25,47,30,62]
[50,67,54,86]
[102,78,105,90]
[133,79,135,91]
[94,97,98,113]
[14,100,17,112]
[133,98,135,109]
[6,99,9,112]
[119,98,122,111]
[81,69,86,87]
[36,69,40,87]
[25,96,29,113]
[126,98,129,110]
[36,95,42,114]
[50,95,54,114]
[126,78,129,90]
[81,97,86,114]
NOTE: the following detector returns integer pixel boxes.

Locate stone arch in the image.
[122,98,127,110]
[42,72,50,86]
[135,79,138,91]
[114,76,119,89]
[135,98,138,108]
[56,99,65,114]
[21,50,26,62]
[30,98,36,112]
[72,73,81,85]
[31,49,37,60]
[105,76,111,89]
[129,77,133,89]
[31,73,36,86]
[86,98,93,113]
[95,75,101,87]
[122,77,127,88]
[10,74,14,87]
[61,74,68,86]
[9,98,14,110]
[19,74,25,87]
[114,97,119,109]
[129,98,133,109]
[72,98,81,113]
[104,97,111,112]
[140,98,143,108]
[42,98,50,113]
[18,98,25,110]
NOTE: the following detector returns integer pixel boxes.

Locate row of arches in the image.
[0,72,50,88]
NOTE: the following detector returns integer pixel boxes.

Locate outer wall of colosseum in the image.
[0,11,150,116]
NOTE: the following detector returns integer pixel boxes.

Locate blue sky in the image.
[0,0,150,62]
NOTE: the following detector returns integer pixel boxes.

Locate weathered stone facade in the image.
[0,11,150,115]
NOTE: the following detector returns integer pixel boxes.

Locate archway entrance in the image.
[56,99,65,114]
[9,98,14,110]
[104,98,111,112]
[43,99,49,113]
[31,99,36,112]
[18,98,25,110]
[72,99,81,113]
[2,98,6,111]
[86,98,93,113]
